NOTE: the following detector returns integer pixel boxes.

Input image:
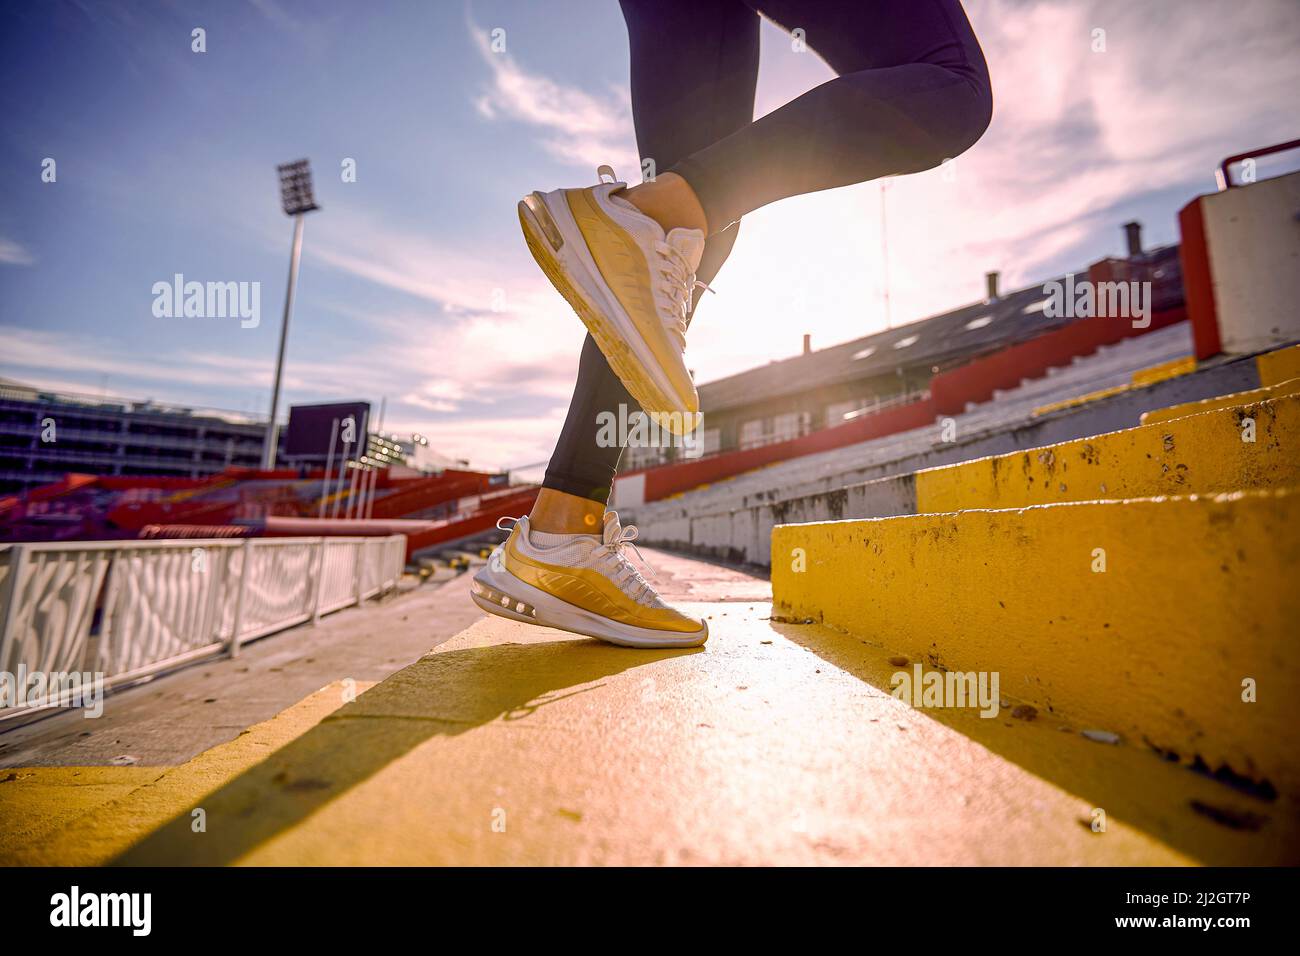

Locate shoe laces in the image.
[503,512,660,604]
[601,165,715,347]
[594,511,659,603]
[653,240,714,347]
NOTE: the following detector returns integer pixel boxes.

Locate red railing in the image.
[1217,138,1300,190]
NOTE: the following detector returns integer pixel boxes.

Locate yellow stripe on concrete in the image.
[0,766,164,862]
[1033,383,1130,417]
[0,680,369,866]
[1258,343,1300,387]
[1140,376,1300,425]
[1131,354,1196,387]
[917,392,1300,513]
[11,599,1299,864]
[1032,356,1196,418]
[94,608,1240,865]
[772,488,1300,806]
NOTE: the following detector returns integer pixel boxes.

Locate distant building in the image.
[0,379,478,497]
[624,238,1183,470]
[0,379,271,496]
[390,433,469,475]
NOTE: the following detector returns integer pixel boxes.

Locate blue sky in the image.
[2,0,1298,470]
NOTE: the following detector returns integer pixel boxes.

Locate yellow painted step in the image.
[0,680,369,866]
[9,608,1295,864]
[1031,355,1196,417]
[97,608,1256,865]
[772,488,1300,806]
[1033,383,1130,417]
[918,391,1299,513]
[1131,355,1196,387]
[0,766,163,863]
[1141,375,1300,425]
[1257,342,1300,387]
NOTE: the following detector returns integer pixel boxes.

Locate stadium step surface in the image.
[5,596,1295,865]
[5,354,1298,866]
[916,391,1299,511]
[771,369,1300,850]
[0,681,366,865]
[1141,374,1300,426]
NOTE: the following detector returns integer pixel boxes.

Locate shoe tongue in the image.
[665,228,705,272]
[602,511,622,545]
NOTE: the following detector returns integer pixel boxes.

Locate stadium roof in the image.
[698,247,1181,415]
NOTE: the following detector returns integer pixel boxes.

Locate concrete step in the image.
[27,605,1300,864]
[1141,374,1300,426]
[624,323,1233,525]
[648,390,1300,567]
[0,681,365,865]
[6,547,1293,864]
[917,390,1299,512]
[1030,355,1197,418]
[772,487,1300,814]
[1257,342,1300,387]
[1136,343,1298,427]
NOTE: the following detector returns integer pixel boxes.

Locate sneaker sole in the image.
[518,191,699,437]
[471,562,708,649]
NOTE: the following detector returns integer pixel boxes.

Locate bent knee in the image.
[935,83,993,163]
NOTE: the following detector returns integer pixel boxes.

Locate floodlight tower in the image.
[261,159,320,470]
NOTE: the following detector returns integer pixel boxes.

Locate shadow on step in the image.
[110,638,694,866]
[769,621,1300,866]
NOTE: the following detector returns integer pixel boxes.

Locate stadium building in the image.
[624,222,1181,472]
[0,379,270,496]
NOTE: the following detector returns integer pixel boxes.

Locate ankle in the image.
[528,489,605,535]
[623,173,708,235]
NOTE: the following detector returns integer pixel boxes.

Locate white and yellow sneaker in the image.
[518,165,706,435]
[470,513,708,649]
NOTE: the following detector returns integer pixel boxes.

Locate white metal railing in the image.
[0,535,406,721]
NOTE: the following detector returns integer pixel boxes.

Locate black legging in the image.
[543,0,993,502]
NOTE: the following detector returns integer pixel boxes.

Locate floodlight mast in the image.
[261,159,320,470]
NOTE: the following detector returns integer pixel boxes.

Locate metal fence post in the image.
[353,540,365,607]
[0,545,28,673]
[311,538,326,625]
[228,539,253,659]
[97,549,122,674]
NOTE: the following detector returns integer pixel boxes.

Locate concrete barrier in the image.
[633,356,1263,565]
[772,488,1300,801]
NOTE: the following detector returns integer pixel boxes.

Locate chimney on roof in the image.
[802,333,812,355]
[985,271,1000,301]
[1123,220,1143,257]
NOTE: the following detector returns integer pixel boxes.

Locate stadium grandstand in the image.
[1,141,1297,869]
[0,379,270,495]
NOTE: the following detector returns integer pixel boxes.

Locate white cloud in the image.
[0,237,34,266]
[468,20,638,172]
[306,206,591,407]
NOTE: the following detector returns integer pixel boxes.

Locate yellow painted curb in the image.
[0,680,370,866]
[1131,355,1196,387]
[1031,355,1196,418]
[1141,376,1300,426]
[9,609,1295,864]
[1033,383,1131,418]
[0,766,164,863]
[1257,343,1300,388]
[100,610,1224,865]
[917,393,1299,513]
[772,488,1300,802]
